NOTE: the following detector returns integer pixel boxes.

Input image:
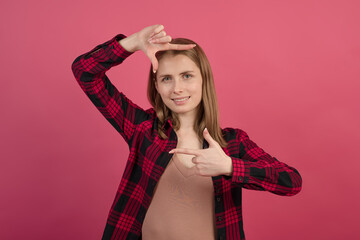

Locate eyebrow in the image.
[158,71,195,78]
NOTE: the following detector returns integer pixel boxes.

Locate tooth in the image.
[174,97,188,101]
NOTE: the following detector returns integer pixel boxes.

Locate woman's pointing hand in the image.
[169,128,233,177]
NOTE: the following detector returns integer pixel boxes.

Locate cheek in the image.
[157,86,170,98]
[192,82,203,95]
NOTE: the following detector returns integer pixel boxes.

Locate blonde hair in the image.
[147,38,227,148]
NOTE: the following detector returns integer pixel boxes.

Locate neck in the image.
[173,110,198,134]
[171,105,200,134]
[177,114,195,132]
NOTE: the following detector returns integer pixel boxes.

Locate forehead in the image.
[157,54,199,74]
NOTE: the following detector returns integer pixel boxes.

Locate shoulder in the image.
[145,107,156,116]
[221,127,249,143]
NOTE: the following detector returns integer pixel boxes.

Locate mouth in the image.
[172,96,190,104]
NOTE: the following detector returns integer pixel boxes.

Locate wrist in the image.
[118,33,139,52]
[224,156,233,176]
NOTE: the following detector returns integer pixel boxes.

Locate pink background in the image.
[1,0,359,239]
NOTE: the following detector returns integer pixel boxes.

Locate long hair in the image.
[147,38,227,148]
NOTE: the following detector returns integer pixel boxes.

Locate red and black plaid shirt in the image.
[71,33,302,240]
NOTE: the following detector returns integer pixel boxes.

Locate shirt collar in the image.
[161,118,209,148]
[161,117,173,130]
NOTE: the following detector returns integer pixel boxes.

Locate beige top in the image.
[142,154,217,240]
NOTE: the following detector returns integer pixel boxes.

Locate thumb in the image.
[149,54,158,73]
[203,128,216,146]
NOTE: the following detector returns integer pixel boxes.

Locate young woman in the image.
[71,24,302,240]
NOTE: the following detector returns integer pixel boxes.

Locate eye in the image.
[162,76,171,82]
[183,74,192,79]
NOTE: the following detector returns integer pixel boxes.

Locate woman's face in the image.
[155,54,203,118]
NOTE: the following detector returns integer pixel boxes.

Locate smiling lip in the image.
[172,96,190,100]
[172,96,190,105]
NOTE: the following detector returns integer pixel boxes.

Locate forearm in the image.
[118,33,139,52]
[223,129,302,196]
[72,34,133,79]
[230,156,302,196]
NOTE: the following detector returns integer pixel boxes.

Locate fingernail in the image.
[204,127,208,132]
[153,69,156,74]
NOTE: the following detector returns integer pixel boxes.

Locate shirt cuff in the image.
[86,33,134,62]
[223,157,250,184]
[111,34,134,58]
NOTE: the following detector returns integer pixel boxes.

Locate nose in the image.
[172,78,184,93]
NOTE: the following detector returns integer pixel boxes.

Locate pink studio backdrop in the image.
[1,0,359,239]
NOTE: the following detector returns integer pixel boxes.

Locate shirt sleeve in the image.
[71,34,152,145]
[223,129,302,196]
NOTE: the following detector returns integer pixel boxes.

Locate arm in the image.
[71,25,197,145]
[71,33,151,145]
[223,129,302,196]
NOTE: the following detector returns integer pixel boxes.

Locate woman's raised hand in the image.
[119,25,196,73]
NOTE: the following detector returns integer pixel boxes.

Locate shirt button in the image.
[110,45,114,49]
[216,197,221,202]
[238,176,242,181]
[217,216,222,222]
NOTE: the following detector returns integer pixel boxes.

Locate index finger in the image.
[149,24,165,39]
[168,43,196,51]
[169,148,201,156]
